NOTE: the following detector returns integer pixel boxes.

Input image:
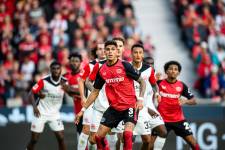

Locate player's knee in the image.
[158,127,167,138]
[82,125,90,134]
[141,135,151,143]
[89,135,96,145]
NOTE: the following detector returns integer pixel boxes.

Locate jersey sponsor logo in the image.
[160,91,180,99]
[32,84,39,91]
[176,86,182,92]
[105,77,124,84]
[102,72,107,76]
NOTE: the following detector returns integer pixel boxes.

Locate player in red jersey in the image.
[77,43,105,150]
[64,52,83,134]
[75,40,146,150]
[157,60,200,150]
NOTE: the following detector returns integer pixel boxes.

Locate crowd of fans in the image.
[173,0,225,102]
[0,0,155,107]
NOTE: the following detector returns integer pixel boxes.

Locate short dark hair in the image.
[91,46,98,59]
[68,52,82,61]
[105,40,117,48]
[112,37,125,45]
[131,43,144,51]
[164,60,182,72]
[50,61,61,68]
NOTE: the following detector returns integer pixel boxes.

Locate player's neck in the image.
[51,76,60,82]
[107,58,118,66]
[166,78,177,83]
[71,69,79,75]
[132,61,142,69]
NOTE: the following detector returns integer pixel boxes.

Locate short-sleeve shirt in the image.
[157,79,194,122]
[94,60,140,111]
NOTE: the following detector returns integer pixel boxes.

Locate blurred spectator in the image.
[173,0,225,101]
[0,0,155,107]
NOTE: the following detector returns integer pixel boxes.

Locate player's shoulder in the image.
[99,59,107,64]
[140,63,151,72]
[61,76,68,82]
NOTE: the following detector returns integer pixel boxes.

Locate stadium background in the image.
[0,0,225,149]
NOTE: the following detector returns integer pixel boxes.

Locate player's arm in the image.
[75,71,105,124]
[149,68,161,101]
[179,83,197,105]
[123,61,146,109]
[29,80,45,117]
[61,81,80,96]
[85,63,99,91]
[85,78,94,91]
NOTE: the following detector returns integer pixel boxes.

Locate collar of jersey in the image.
[106,59,119,67]
[50,75,62,85]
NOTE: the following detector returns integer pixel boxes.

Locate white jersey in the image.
[32,75,67,116]
[134,63,157,112]
[90,60,109,112]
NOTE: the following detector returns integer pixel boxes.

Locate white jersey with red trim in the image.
[133,63,157,112]
[32,75,67,116]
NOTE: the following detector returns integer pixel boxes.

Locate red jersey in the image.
[89,60,106,81]
[80,59,98,81]
[64,71,82,114]
[157,79,194,122]
[94,60,140,111]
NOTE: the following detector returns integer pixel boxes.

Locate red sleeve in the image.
[32,79,44,94]
[80,63,90,80]
[89,63,99,81]
[149,68,156,85]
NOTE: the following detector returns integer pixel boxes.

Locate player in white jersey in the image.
[131,44,167,150]
[27,61,78,150]
[77,43,106,150]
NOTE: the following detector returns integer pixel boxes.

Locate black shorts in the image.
[100,106,137,129]
[165,120,193,138]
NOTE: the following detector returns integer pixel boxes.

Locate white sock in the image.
[106,134,118,150]
[153,137,166,150]
[78,133,89,150]
[88,141,97,150]
[120,142,124,150]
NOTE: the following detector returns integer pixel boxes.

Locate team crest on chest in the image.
[116,69,122,74]
[161,85,166,89]
[176,86,181,92]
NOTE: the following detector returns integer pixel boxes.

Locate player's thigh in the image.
[172,120,193,138]
[54,130,65,141]
[123,108,136,131]
[31,115,46,133]
[82,106,93,126]
[111,121,124,134]
[133,108,152,136]
[89,131,97,144]
[90,109,103,133]
[141,134,151,143]
[48,118,64,132]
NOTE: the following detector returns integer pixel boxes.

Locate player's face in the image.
[69,57,81,72]
[96,44,106,60]
[166,64,180,79]
[50,65,61,78]
[115,40,124,58]
[145,58,154,67]
[105,45,118,61]
[132,47,144,63]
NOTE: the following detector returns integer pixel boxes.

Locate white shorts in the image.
[31,114,64,133]
[82,105,93,125]
[111,121,124,133]
[134,107,164,135]
[90,109,104,132]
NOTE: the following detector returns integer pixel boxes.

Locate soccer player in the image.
[26,61,76,150]
[157,60,199,150]
[64,52,83,134]
[75,40,146,150]
[131,44,167,150]
[77,43,105,150]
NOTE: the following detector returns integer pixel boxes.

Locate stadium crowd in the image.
[173,0,225,102]
[0,0,155,107]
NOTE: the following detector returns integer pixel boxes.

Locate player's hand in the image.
[37,91,45,99]
[75,111,84,125]
[33,107,40,118]
[147,108,159,118]
[179,98,187,105]
[135,101,143,110]
[61,81,70,93]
